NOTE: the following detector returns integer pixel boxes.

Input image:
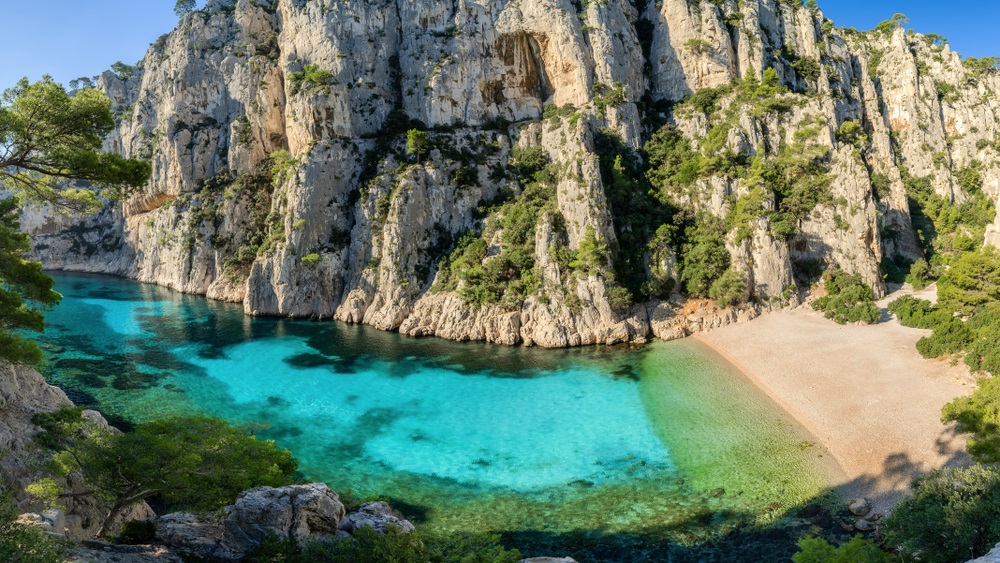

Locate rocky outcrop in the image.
[0,361,155,541]
[0,361,71,484]
[22,0,1000,347]
[339,501,415,535]
[154,483,352,560]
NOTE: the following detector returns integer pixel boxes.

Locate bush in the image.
[905,258,933,290]
[680,216,730,297]
[883,465,1000,562]
[887,295,950,329]
[965,304,1000,374]
[709,268,747,308]
[792,535,892,563]
[0,493,70,563]
[811,270,880,324]
[943,376,1000,462]
[915,317,972,358]
[938,247,1000,316]
[288,63,334,95]
[244,528,522,563]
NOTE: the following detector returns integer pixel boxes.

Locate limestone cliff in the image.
[23,0,1000,346]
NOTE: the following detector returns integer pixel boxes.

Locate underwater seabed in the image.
[36,272,848,561]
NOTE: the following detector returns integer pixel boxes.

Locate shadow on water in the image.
[496,433,974,563]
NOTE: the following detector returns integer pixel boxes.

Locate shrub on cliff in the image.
[883,465,1000,562]
[811,270,880,324]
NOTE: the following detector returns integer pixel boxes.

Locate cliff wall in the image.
[24,0,1000,346]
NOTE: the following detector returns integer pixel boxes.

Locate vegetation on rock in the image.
[31,407,297,534]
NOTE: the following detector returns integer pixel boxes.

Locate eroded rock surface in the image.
[21,0,1000,346]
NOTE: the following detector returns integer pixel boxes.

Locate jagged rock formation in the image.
[23,0,1000,346]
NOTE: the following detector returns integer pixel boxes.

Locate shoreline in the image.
[693,287,975,513]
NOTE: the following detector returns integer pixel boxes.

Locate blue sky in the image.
[0,1,997,91]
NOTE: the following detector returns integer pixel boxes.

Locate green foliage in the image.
[887,296,950,329]
[301,253,321,265]
[791,57,822,82]
[835,120,867,147]
[938,246,1000,316]
[965,304,1000,375]
[645,124,703,195]
[438,148,555,309]
[0,493,70,563]
[269,149,300,186]
[883,465,1000,561]
[174,0,197,17]
[0,77,151,210]
[680,216,730,298]
[792,535,892,563]
[25,478,61,509]
[874,13,908,35]
[0,197,62,365]
[244,528,522,563]
[904,170,994,260]
[288,64,335,96]
[944,374,1000,462]
[811,270,880,324]
[963,56,1000,77]
[905,258,932,290]
[406,129,430,162]
[570,226,608,273]
[709,268,747,308]
[41,413,297,533]
[507,146,548,179]
[600,131,678,299]
[915,317,971,358]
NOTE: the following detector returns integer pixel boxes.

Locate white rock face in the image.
[22,0,1000,346]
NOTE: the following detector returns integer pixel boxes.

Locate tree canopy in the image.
[36,411,297,534]
[0,77,150,365]
[0,77,150,212]
[0,199,61,364]
[174,0,197,18]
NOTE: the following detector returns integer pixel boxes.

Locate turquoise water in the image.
[35,272,843,560]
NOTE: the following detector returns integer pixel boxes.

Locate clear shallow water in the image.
[35,272,842,559]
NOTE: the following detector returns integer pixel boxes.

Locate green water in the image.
[35,272,843,560]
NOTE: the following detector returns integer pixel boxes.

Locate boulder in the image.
[848,497,871,517]
[224,482,346,545]
[339,501,415,534]
[854,518,877,532]
[155,483,347,560]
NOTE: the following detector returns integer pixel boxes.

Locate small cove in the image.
[35,272,845,560]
